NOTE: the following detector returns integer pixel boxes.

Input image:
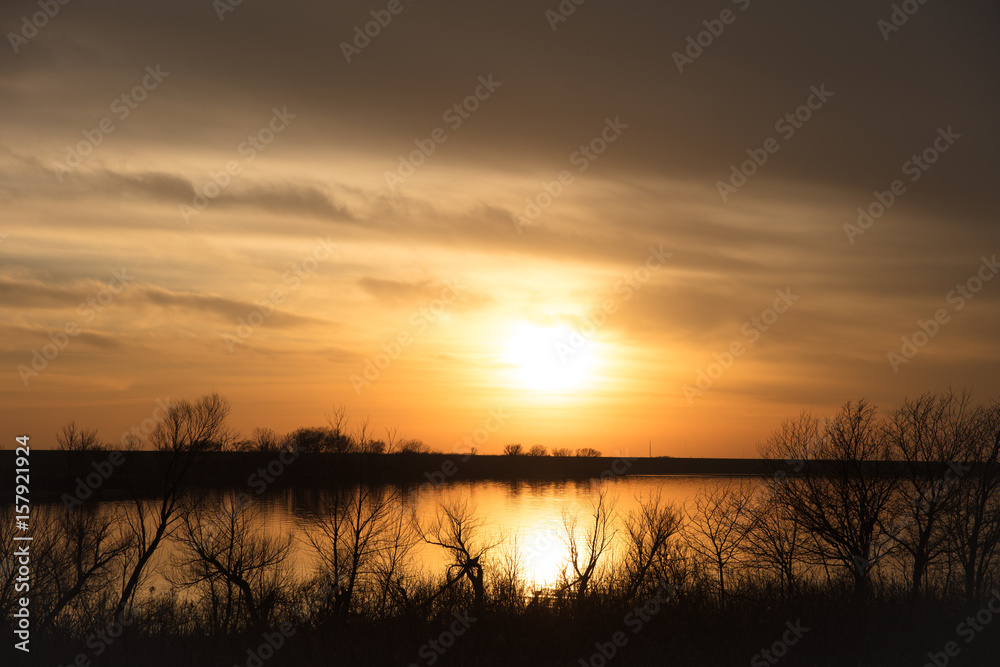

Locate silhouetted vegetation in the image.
[5,391,1000,665]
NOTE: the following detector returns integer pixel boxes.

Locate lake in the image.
[34,474,745,597]
[203,474,743,590]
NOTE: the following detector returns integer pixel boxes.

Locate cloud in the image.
[0,276,94,309]
[0,274,333,328]
[131,285,331,328]
[358,276,491,311]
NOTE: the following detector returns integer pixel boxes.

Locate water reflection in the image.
[44,476,727,598]
[272,475,715,589]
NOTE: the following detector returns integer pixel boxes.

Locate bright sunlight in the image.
[504,322,598,393]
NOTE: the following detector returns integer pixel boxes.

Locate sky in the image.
[1,0,998,456]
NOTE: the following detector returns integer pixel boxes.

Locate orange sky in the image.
[2,0,998,455]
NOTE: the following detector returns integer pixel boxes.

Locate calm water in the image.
[47,475,748,593]
[243,475,739,588]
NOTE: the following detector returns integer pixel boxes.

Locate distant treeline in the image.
[33,396,615,458]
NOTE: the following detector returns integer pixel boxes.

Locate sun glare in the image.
[504,322,598,393]
[519,526,570,588]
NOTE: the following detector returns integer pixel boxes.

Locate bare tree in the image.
[551,448,572,457]
[327,403,350,440]
[527,445,548,457]
[32,505,128,632]
[117,432,143,452]
[231,427,282,453]
[368,496,419,617]
[621,491,683,599]
[57,421,103,451]
[946,399,1000,604]
[399,439,432,454]
[0,507,19,621]
[561,486,616,600]
[305,486,415,618]
[252,427,282,453]
[288,427,335,453]
[383,425,401,454]
[115,393,232,620]
[761,400,898,598]
[686,478,756,606]
[150,392,233,453]
[173,495,292,630]
[503,444,524,456]
[355,415,384,454]
[491,535,528,612]
[743,487,804,596]
[576,447,601,458]
[417,498,500,610]
[886,391,973,595]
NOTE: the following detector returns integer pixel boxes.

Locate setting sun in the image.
[504,322,598,393]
